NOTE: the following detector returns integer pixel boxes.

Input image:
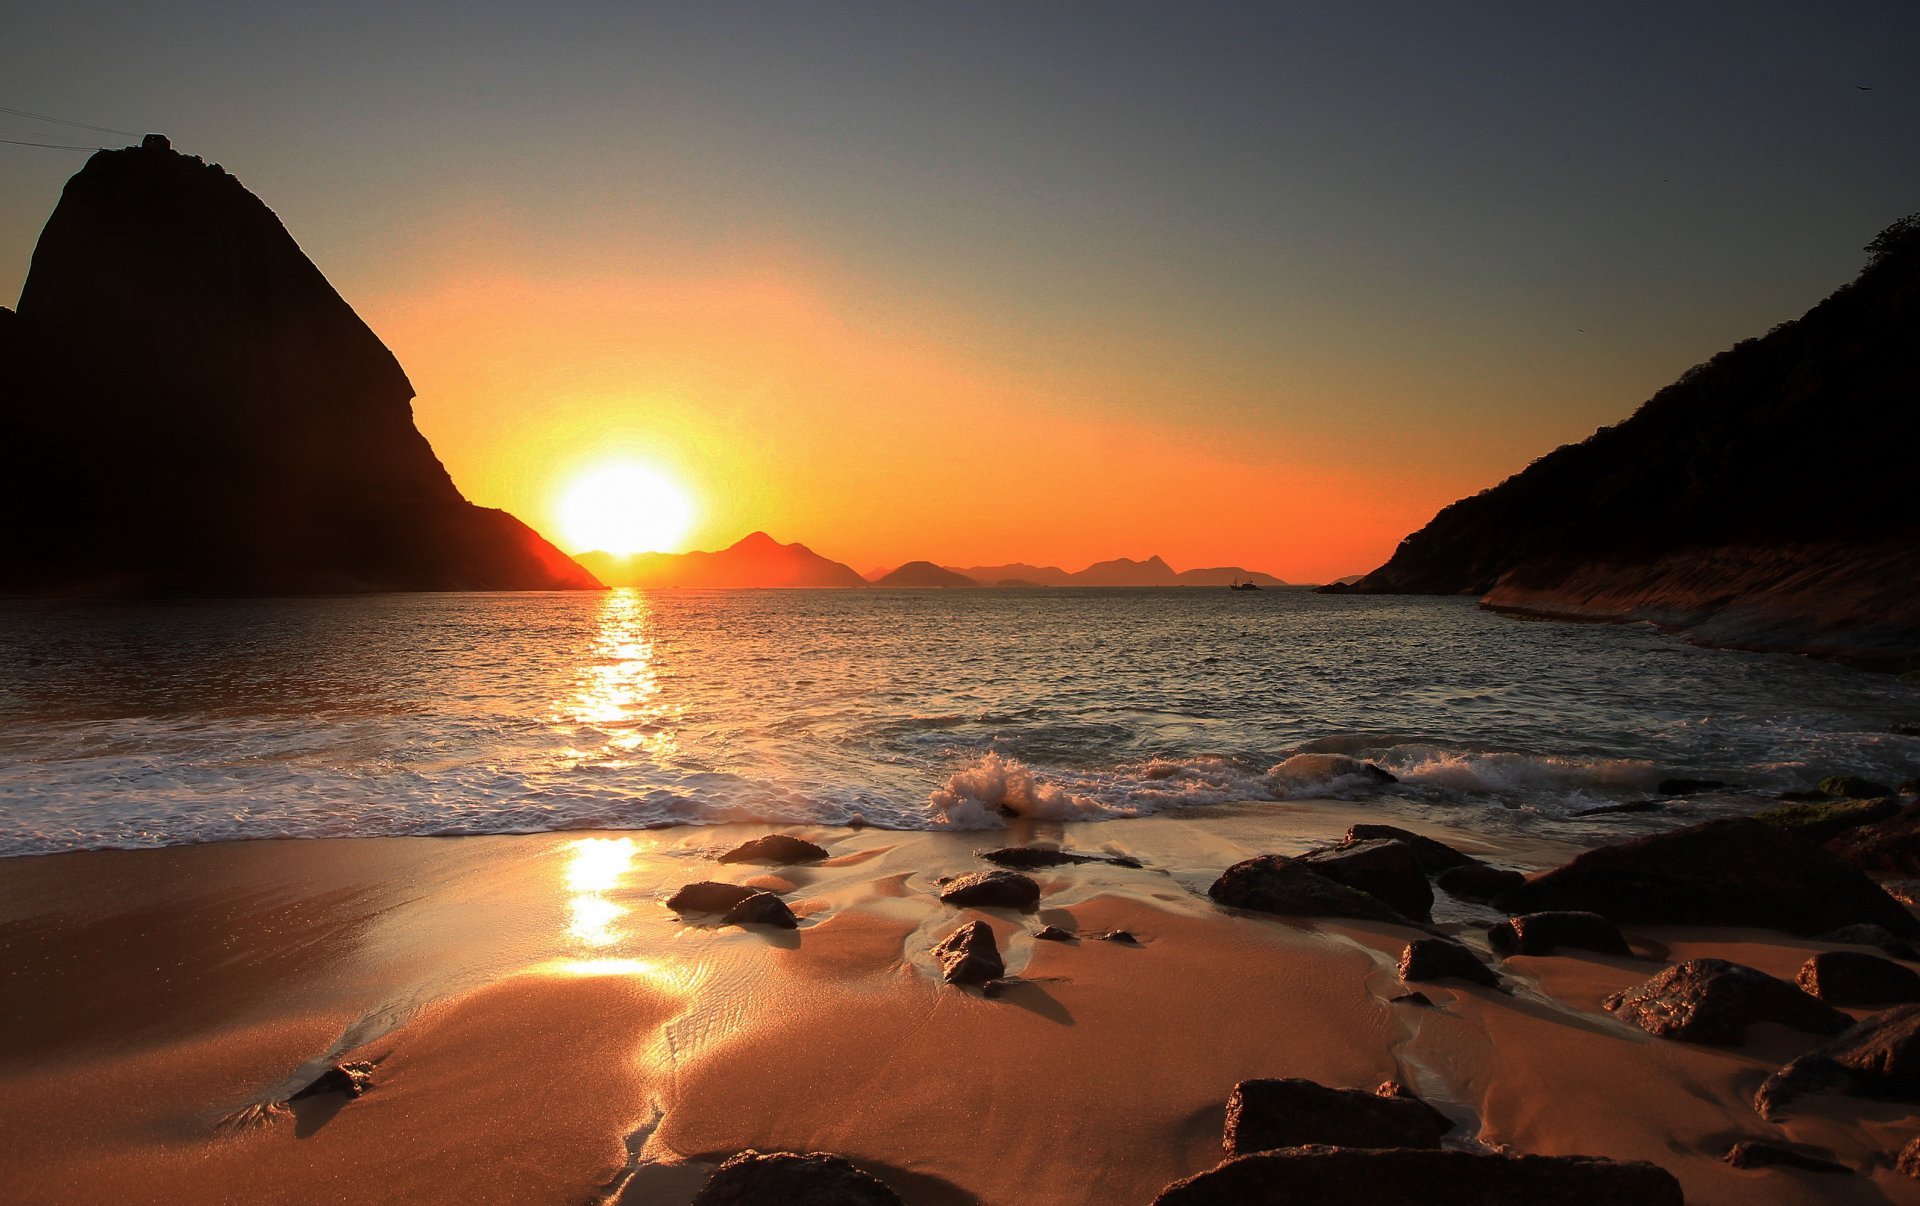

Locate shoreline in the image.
[2,802,1916,1203]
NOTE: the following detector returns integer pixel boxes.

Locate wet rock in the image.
[1389,991,1434,1007]
[1757,1004,1920,1118]
[1300,839,1433,922]
[1570,800,1663,817]
[1150,1146,1684,1206]
[1487,911,1633,958]
[1899,1136,1920,1177]
[977,845,1140,869]
[1604,959,1850,1046]
[1827,801,1920,876]
[717,834,828,865]
[1658,777,1727,796]
[1816,923,1920,960]
[667,882,761,914]
[1033,925,1075,942]
[1493,817,1920,936]
[1222,1078,1453,1156]
[1343,824,1476,873]
[1797,950,1920,1005]
[1208,855,1415,926]
[1099,929,1138,944]
[931,920,1004,986]
[690,1148,903,1205]
[937,869,1041,911]
[1722,1141,1852,1174]
[1434,863,1526,903]
[1753,796,1900,843]
[721,891,799,929]
[289,1062,373,1102]
[1821,775,1896,799]
[1398,938,1500,988]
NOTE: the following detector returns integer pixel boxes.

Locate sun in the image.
[557,464,695,555]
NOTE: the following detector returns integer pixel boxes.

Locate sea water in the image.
[1,588,1915,857]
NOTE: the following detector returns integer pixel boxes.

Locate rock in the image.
[1033,925,1075,942]
[931,920,1004,986]
[1343,824,1476,872]
[1816,923,1920,960]
[1099,929,1138,944]
[977,845,1140,869]
[1658,778,1727,795]
[1827,801,1920,876]
[1753,796,1900,843]
[721,891,799,928]
[1398,938,1500,987]
[1797,950,1920,1005]
[1570,801,1663,817]
[1821,775,1896,799]
[1389,991,1434,1007]
[288,1062,373,1103]
[1222,1078,1452,1156]
[1208,856,1416,926]
[689,1149,903,1206]
[1899,1136,1920,1177]
[1150,1146,1684,1206]
[1299,839,1433,922]
[1435,863,1527,902]
[937,869,1041,911]
[1722,1141,1852,1174]
[667,882,761,914]
[717,834,828,865]
[1604,959,1851,1046]
[1757,1004,1920,1118]
[1487,911,1633,958]
[1493,818,1920,936]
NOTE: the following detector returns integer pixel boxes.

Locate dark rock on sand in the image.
[1604,959,1850,1046]
[1797,950,1920,1005]
[1208,856,1415,926]
[667,882,762,914]
[721,891,799,929]
[1821,775,1896,800]
[717,834,828,865]
[1494,818,1920,936]
[1100,929,1138,944]
[937,869,1041,911]
[289,1062,373,1102]
[1827,801,1920,876]
[1299,839,1433,922]
[931,920,1004,986]
[1817,924,1920,960]
[1658,778,1727,795]
[1389,991,1434,1007]
[1899,1136,1920,1177]
[1757,1004,1920,1118]
[977,845,1141,869]
[1722,1141,1853,1174]
[1033,925,1075,942]
[1398,938,1501,988]
[1754,796,1901,843]
[1150,1146,1684,1206]
[1435,863,1527,903]
[690,1148,903,1206]
[1487,911,1633,958]
[1222,1078,1452,1156]
[1343,824,1477,873]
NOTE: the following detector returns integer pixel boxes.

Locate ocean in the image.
[1,588,1915,858]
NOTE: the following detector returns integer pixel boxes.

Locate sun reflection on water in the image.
[554,588,675,761]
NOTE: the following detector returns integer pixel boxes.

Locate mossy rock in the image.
[1754,797,1901,844]
[1819,775,1896,800]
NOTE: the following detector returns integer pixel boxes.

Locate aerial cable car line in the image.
[0,136,104,150]
[0,104,140,138]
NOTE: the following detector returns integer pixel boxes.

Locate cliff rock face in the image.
[0,138,600,594]
[1348,219,1920,663]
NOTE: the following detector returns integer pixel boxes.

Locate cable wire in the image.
[0,136,104,151]
[0,104,140,138]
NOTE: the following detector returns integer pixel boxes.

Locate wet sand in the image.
[1,801,1916,1204]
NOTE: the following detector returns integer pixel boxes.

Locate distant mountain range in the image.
[582,535,1289,588]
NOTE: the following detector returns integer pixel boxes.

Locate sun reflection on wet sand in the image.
[553,588,675,762]
[554,837,706,991]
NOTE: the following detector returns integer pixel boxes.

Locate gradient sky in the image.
[4,2,1917,580]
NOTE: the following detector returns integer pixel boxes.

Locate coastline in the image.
[3,802,1915,1204]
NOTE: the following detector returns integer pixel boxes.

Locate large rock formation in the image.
[1339,215,1920,664]
[0,137,600,594]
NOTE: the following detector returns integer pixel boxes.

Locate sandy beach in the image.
[0,801,1914,1204]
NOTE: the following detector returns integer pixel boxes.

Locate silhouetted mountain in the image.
[874,561,978,588]
[0,137,597,594]
[581,532,866,588]
[947,562,1075,586]
[1173,567,1289,586]
[1344,214,1920,663]
[1074,555,1180,586]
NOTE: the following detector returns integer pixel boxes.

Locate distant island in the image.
[1335,214,1920,667]
[0,137,598,595]
[583,535,1290,588]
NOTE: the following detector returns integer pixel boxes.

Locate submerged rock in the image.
[1494,818,1920,936]
[1222,1078,1452,1156]
[1150,1146,1683,1206]
[288,1061,373,1103]
[1398,938,1500,988]
[1434,863,1526,903]
[689,1149,903,1206]
[1299,839,1433,922]
[1797,950,1920,1005]
[937,869,1041,911]
[717,834,828,865]
[931,920,1004,986]
[1605,959,1850,1046]
[1569,801,1663,817]
[721,891,799,929]
[1722,1141,1852,1175]
[1658,778,1728,796]
[667,882,762,914]
[1487,911,1633,958]
[1756,1004,1920,1118]
[1821,775,1896,800]
[1208,856,1415,926]
[1754,796,1900,844]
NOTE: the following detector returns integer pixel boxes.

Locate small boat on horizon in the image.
[1229,578,1261,591]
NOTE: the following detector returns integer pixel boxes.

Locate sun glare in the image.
[558,464,695,555]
